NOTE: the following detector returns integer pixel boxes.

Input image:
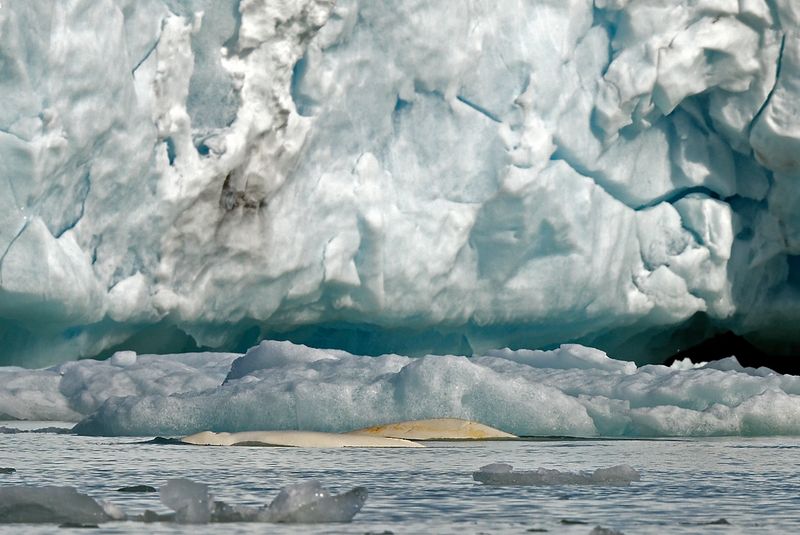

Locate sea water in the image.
[1,424,799,534]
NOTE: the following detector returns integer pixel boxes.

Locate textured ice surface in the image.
[0,351,235,420]
[0,479,365,525]
[0,486,111,524]
[473,463,641,486]
[0,340,787,438]
[156,479,367,524]
[2,0,800,365]
[266,481,368,523]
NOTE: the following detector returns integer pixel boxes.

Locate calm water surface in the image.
[1,423,799,534]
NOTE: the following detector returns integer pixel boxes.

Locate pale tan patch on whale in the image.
[349,418,516,440]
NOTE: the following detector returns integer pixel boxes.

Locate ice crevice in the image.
[748,32,786,137]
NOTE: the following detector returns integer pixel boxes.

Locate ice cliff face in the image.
[1,0,799,365]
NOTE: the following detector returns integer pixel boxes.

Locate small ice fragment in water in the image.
[98,500,126,521]
[266,481,368,523]
[0,468,15,474]
[473,464,640,486]
[159,479,211,524]
[590,527,625,535]
[0,487,110,524]
[117,485,156,493]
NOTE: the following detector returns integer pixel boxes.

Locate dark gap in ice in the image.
[455,95,502,123]
[264,322,475,357]
[290,56,316,117]
[749,33,786,136]
[165,137,177,166]
[786,255,800,290]
[632,186,721,211]
[93,323,206,360]
[54,171,91,238]
[663,331,800,375]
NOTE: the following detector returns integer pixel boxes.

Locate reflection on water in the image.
[1,425,799,534]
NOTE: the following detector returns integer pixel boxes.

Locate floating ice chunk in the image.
[181,430,423,448]
[350,418,516,440]
[266,481,368,524]
[0,486,111,524]
[159,479,211,524]
[473,463,640,486]
[109,351,137,367]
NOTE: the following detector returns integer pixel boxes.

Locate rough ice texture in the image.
[0,479,365,525]
[157,478,367,524]
[0,351,236,421]
[0,340,792,438]
[0,486,111,524]
[2,1,800,365]
[473,463,641,486]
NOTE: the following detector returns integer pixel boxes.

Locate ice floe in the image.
[473,463,641,486]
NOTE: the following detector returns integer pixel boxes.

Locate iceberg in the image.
[1,0,800,365]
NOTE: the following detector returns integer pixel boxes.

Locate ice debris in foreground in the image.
[155,478,367,524]
[0,486,113,524]
[0,479,367,525]
[473,463,641,486]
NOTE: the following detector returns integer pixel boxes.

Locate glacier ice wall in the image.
[1,0,800,365]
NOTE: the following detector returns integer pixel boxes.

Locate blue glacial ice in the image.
[2,1,800,365]
[1,340,799,438]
